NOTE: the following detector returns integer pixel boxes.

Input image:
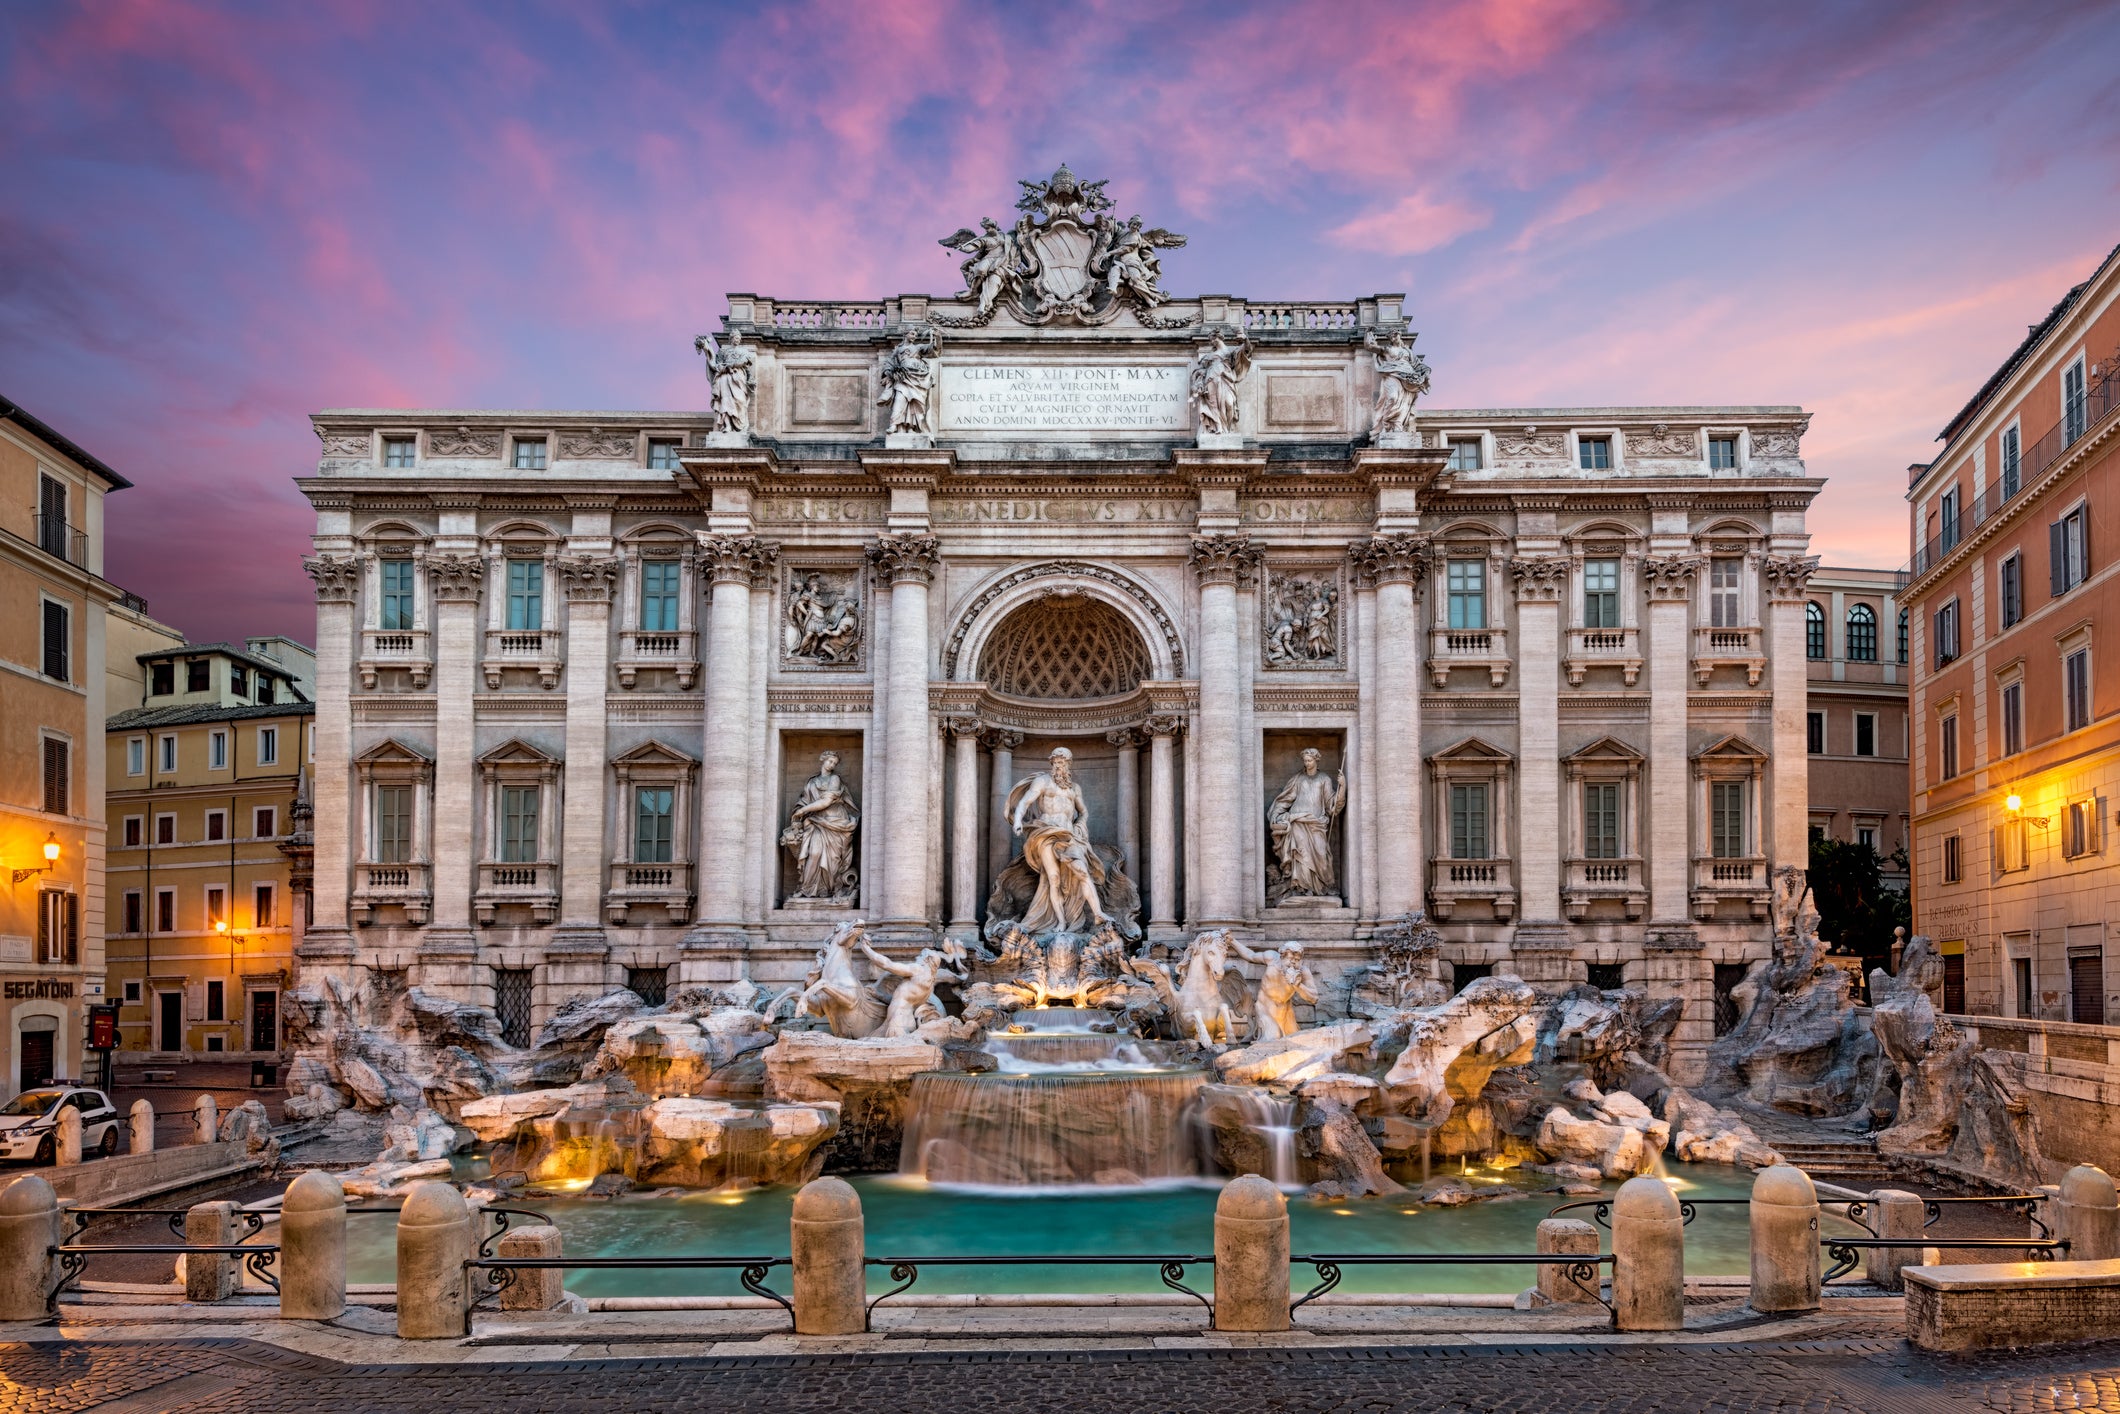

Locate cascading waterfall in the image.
[1220,1088,1299,1188]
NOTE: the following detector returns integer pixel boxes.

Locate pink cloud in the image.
[1330,191,1492,256]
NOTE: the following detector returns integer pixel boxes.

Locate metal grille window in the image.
[1897,608,1909,663]
[640,561,680,631]
[1582,557,1619,628]
[1582,782,1620,859]
[1846,603,1877,660]
[381,559,416,630]
[374,786,412,862]
[647,439,681,470]
[1942,833,1961,883]
[512,438,547,470]
[501,786,541,863]
[41,600,68,681]
[634,787,674,863]
[36,891,78,965]
[1941,714,1959,779]
[2066,360,2088,444]
[2002,681,2024,756]
[1709,557,1742,627]
[494,968,535,1047]
[383,437,416,467]
[1708,436,1737,469]
[1999,555,2022,628]
[2001,425,2021,498]
[1710,780,1746,858]
[1448,784,1489,860]
[506,559,544,630]
[41,738,67,815]
[1805,601,1826,659]
[2067,648,2092,732]
[1855,713,1877,757]
[627,966,669,1007]
[1712,964,1746,1035]
[1446,559,1485,630]
[1577,436,1611,470]
[1446,438,1482,471]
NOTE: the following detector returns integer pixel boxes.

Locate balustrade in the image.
[475,860,557,925]
[615,626,699,689]
[1689,855,1768,919]
[1563,857,1646,921]
[1563,625,1643,686]
[1690,625,1765,686]
[604,859,693,926]
[1427,626,1512,687]
[1426,857,1516,921]
[351,861,430,925]
[480,628,563,689]
[359,626,432,689]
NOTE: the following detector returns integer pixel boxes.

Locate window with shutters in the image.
[36,891,78,964]
[2070,949,2105,1026]
[155,889,174,933]
[155,814,175,846]
[37,474,68,558]
[123,891,142,935]
[122,816,141,848]
[2001,424,2021,498]
[1805,601,1826,659]
[2065,358,2088,444]
[2001,680,2024,756]
[254,807,276,838]
[1446,559,1486,630]
[2053,505,2090,595]
[1942,832,1962,884]
[1940,714,1959,779]
[40,600,68,682]
[1933,599,1960,667]
[1711,780,1747,858]
[380,559,416,630]
[205,886,226,930]
[1709,557,1742,627]
[1999,554,2022,629]
[1449,784,1490,860]
[41,737,68,816]
[1581,557,1620,628]
[1897,608,1909,663]
[1998,818,2030,873]
[2064,795,2104,859]
[255,883,275,927]
[205,809,226,843]
[1582,782,1620,859]
[1846,603,1877,661]
[206,979,225,1021]
[1939,488,1960,551]
[2067,647,2092,732]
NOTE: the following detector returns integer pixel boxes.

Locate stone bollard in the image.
[279,1171,346,1321]
[1213,1174,1290,1332]
[790,1177,865,1335]
[1864,1189,1925,1290]
[1612,1175,1684,1331]
[1536,1217,1602,1304]
[397,1181,474,1339]
[2058,1165,2120,1261]
[129,1100,154,1156]
[184,1201,238,1302]
[54,1108,81,1167]
[0,1175,60,1320]
[194,1096,217,1146]
[1749,1165,1821,1313]
[497,1224,564,1312]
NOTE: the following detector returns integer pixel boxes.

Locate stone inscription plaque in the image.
[936,364,1189,432]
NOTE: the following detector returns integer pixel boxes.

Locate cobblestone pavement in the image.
[7,1336,2120,1413]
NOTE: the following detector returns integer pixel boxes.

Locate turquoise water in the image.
[344,1164,1816,1298]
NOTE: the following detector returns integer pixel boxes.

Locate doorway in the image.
[157,991,183,1053]
[2070,950,2106,1026]
[249,991,278,1053]
[18,1029,53,1092]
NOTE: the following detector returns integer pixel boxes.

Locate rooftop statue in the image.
[1189,331,1249,437]
[1366,328,1430,438]
[877,326,939,437]
[695,331,757,436]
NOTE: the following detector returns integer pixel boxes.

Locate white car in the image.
[0,1087,122,1164]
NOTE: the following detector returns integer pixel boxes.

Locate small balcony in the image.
[481,629,563,689]
[359,627,432,689]
[352,860,430,926]
[475,860,558,925]
[1427,857,1516,921]
[31,513,87,568]
[1564,626,1642,686]
[615,628,699,690]
[1691,625,1765,687]
[1690,855,1768,920]
[1563,857,1647,921]
[1428,626,1511,688]
[605,860,694,925]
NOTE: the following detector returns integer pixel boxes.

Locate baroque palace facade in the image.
[297,170,1820,1079]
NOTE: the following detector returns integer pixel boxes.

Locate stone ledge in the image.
[1905,1258,2120,1352]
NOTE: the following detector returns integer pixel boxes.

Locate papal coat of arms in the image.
[935,165,1191,328]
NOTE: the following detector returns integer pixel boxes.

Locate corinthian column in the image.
[554,555,618,940]
[869,533,941,940]
[426,555,485,936]
[1143,714,1182,934]
[1643,555,1702,934]
[1763,554,1821,879]
[1510,555,1568,935]
[945,716,983,941]
[1188,534,1258,928]
[301,557,359,961]
[692,535,776,943]
[1350,535,1429,920]
[1107,729,1141,881]
[985,728,1022,886]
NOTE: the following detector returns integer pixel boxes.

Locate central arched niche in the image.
[978,593,1150,700]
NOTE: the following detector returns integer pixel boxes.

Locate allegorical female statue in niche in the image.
[782,751,860,901]
[1267,748,1347,901]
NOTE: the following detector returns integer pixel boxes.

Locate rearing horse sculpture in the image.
[1127,928,1263,1046]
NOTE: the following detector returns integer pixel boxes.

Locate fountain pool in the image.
[343,1163,1823,1300]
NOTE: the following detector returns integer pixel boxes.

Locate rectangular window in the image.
[155,814,175,846]
[158,735,176,772]
[230,666,248,698]
[1582,782,1620,859]
[122,891,141,934]
[2002,681,2024,756]
[1709,557,1742,627]
[1446,559,1486,630]
[124,980,141,1005]
[122,816,141,848]
[151,661,174,695]
[2000,554,2022,628]
[1943,833,1962,883]
[2066,359,2088,444]
[1708,435,1738,469]
[256,677,273,704]
[254,883,275,928]
[1999,818,2029,872]
[1855,713,1877,757]
[1446,437,1482,471]
[2067,648,2092,732]
[374,786,412,863]
[512,437,547,470]
[1934,600,1960,666]
[41,738,68,815]
[2066,797,2103,859]
[37,473,67,557]
[501,786,540,863]
[1857,825,1877,851]
[1578,435,1612,470]
[1710,780,1747,858]
[2015,956,2035,1017]
[647,438,680,470]
[1941,714,1959,779]
[205,809,226,843]
[1939,488,1960,551]
[126,737,145,776]
[187,658,210,692]
[254,807,276,838]
[506,559,544,630]
[1448,784,1490,860]
[382,437,417,467]
[1806,711,1825,755]
[1581,557,1620,628]
[209,730,228,770]
[380,559,416,630]
[640,561,681,632]
[155,889,174,933]
[634,786,674,863]
[205,886,226,931]
[41,600,68,681]
[258,726,278,765]
[36,891,78,965]
[2053,506,2090,594]
[2001,425,2022,498]
[206,980,225,1022]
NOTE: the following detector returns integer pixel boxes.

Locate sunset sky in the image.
[5,0,2119,644]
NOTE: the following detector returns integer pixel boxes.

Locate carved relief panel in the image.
[780,566,866,670]
[1260,565,1342,669]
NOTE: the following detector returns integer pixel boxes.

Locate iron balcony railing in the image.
[30,513,87,567]
[1907,362,2120,579]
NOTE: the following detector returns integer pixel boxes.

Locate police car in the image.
[0,1086,122,1164]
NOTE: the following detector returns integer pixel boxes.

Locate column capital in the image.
[428,554,486,602]
[1105,728,1141,749]
[698,534,779,587]
[1348,533,1431,586]
[303,556,360,604]
[1187,533,1260,586]
[1762,553,1822,603]
[1142,713,1186,740]
[942,714,984,740]
[982,727,1024,751]
[555,554,621,602]
[867,532,941,585]
[1509,555,1569,602]
[1642,554,1704,602]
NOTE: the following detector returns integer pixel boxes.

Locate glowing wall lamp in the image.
[12,833,60,884]
[2004,793,2049,828]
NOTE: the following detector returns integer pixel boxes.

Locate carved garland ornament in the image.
[557,429,637,460]
[1627,424,1699,458]
[428,427,500,458]
[944,561,1185,680]
[317,429,370,458]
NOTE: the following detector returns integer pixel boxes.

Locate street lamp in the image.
[2005,793,2049,828]
[11,833,59,884]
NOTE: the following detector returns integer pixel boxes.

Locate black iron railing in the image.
[463,1254,792,1323]
[50,1241,280,1309]
[1546,1196,1750,1228]
[1820,1236,2066,1283]
[1291,1252,1614,1321]
[63,1206,269,1243]
[864,1254,1213,1320]
[348,1203,549,1259]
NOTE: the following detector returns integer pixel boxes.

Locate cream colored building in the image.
[105,640,314,1059]
[0,395,131,1098]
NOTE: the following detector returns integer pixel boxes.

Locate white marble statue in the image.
[938,217,1031,316]
[1268,749,1347,900]
[1251,943,1320,1042]
[857,935,966,1038]
[785,572,860,665]
[795,921,884,1038]
[1366,328,1430,437]
[877,327,939,436]
[781,752,860,901]
[1127,928,1266,1046]
[697,331,758,435]
[1089,214,1186,309]
[1188,332,1249,437]
[1006,746,1109,937]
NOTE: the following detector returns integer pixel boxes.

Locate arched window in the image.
[1805,601,1826,660]
[1897,608,1909,664]
[1846,603,1877,662]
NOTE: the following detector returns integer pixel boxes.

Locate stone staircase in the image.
[1761,1137,1900,1185]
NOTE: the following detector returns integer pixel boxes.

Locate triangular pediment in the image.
[477,738,559,767]
[612,739,697,768]
[1431,735,1513,763]
[1694,733,1767,763]
[1567,735,1644,764]
[355,738,431,765]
